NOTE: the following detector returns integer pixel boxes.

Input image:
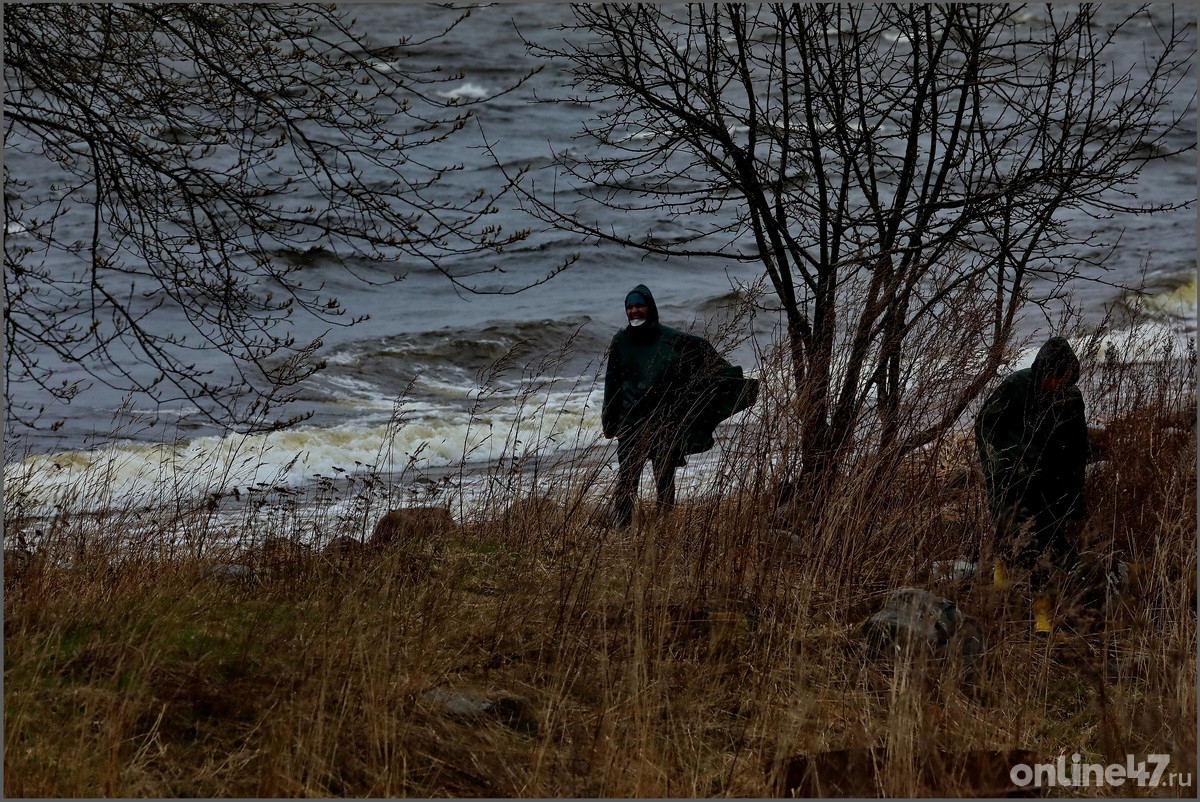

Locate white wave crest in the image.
[5,386,605,517]
[435,82,491,102]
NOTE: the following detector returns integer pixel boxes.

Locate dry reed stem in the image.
[5,324,1195,797]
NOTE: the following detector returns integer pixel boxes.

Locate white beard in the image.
[629,319,646,327]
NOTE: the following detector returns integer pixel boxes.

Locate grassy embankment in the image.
[4,335,1196,797]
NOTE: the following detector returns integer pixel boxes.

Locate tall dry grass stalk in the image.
[4,307,1195,797]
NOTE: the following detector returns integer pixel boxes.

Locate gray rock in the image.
[1109,560,1147,599]
[429,690,493,718]
[421,688,537,734]
[862,587,985,684]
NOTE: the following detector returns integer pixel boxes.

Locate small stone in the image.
[931,560,977,583]
[421,688,537,734]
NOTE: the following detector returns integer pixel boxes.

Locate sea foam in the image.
[5,385,605,517]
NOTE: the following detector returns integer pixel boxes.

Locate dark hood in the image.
[625,283,660,326]
[1031,336,1080,385]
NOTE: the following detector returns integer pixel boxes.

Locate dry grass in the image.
[4,336,1195,798]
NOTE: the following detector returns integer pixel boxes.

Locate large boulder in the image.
[369,506,457,550]
[862,587,985,685]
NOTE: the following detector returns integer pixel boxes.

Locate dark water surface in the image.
[4,4,1195,516]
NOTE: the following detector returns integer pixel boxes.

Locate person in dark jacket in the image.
[975,336,1089,634]
[602,285,739,528]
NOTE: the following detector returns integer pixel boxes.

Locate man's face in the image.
[626,303,649,324]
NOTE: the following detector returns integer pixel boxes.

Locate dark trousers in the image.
[987,484,1080,595]
[611,424,684,528]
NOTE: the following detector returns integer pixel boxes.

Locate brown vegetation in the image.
[4,342,1195,798]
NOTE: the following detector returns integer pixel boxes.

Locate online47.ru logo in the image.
[1010,754,1193,789]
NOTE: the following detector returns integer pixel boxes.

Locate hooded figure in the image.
[975,336,1089,632]
[602,284,757,527]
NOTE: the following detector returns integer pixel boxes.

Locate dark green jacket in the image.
[602,284,757,454]
[974,337,1089,520]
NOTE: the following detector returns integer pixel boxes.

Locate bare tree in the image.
[4,3,540,434]
[512,3,1194,496]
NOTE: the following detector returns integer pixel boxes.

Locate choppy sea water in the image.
[4,4,1195,526]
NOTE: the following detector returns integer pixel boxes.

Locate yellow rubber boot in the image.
[1032,597,1053,636]
[993,558,1012,591]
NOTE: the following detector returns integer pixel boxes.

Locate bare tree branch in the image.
[510,2,1194,493]
[4,3,541,434]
